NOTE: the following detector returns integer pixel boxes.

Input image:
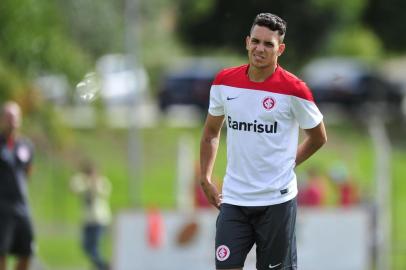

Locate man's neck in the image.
[247,63,277,82]
[1,130,16,139]
[1,131,15,149]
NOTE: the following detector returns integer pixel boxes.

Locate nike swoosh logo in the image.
[226,96,238,100]
[269,263,282,269]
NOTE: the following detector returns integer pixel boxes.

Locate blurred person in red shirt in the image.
[298,168,327,207]
[329,162,359,207]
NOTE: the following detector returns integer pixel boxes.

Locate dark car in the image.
[301,58,403,111]
[158,58,224,112]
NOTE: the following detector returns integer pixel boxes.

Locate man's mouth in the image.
[253,53,265,61]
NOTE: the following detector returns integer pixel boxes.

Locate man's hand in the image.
[200,180,222,210]
[200,114,225,210]
[296,121,327,167]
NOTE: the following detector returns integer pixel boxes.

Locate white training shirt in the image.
[209,64,323,206]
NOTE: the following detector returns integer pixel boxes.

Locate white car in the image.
[96,54,148,106]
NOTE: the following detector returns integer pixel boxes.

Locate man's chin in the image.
[251,62,270,69]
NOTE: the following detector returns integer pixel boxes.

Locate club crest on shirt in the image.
[262,96,276,111]
[17,145,31,163]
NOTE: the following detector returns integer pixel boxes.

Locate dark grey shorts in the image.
[215,198,297,270]
[0,214,34,257]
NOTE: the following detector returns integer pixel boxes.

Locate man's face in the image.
[1,104,21,133]
[246,25,285,69]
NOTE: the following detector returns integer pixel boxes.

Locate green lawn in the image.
[27,121,406,269]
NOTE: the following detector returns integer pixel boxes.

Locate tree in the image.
[175,0,379,68]
[363,0,406,52]
[57,0,124,59]
[0,0,91,81]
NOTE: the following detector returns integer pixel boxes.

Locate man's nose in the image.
[255,43,265,52]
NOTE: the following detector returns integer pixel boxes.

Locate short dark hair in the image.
[250,13,287,42]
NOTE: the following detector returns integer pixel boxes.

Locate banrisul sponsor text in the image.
[228,116,278,134]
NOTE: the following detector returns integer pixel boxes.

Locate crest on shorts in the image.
[262,96,276,111]
[216,245,230,261]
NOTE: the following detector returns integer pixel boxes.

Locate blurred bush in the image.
[0,0,91,83]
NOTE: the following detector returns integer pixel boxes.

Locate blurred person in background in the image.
[329,162,360,207]
[297,167,327,207]
[70,160,111,270]
[0,101,35,270]
[200,13,327,270]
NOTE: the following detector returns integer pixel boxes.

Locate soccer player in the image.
[199,13,327,270]
[0,101,35,270]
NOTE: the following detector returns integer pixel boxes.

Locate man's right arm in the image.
[199,114,225,209]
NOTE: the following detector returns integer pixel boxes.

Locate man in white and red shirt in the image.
[200,13,327,270]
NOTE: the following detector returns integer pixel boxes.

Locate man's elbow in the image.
[315,122,327,147]
[318,133,327,148]
[310,132,327,150]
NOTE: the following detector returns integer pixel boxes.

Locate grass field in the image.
[27,120,406,269]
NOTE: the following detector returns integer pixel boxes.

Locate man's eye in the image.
[251,39,259,44]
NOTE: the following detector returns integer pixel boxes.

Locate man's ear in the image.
[278,43,286,56]
[246,36,250,50]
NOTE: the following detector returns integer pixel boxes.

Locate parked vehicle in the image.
[301,57,403,110]
[158,58,224,112]
[96,54,149,106]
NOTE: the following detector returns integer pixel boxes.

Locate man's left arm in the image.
[295,121,327,167]
[26,164,33,177]
[24,139,35,178]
